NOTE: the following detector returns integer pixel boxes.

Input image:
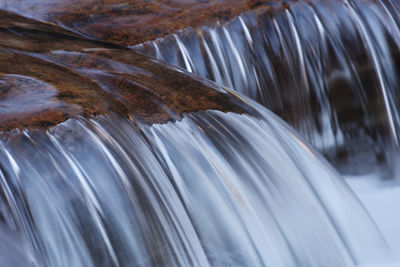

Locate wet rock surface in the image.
[0,10,249,132]
[0,0,276,46]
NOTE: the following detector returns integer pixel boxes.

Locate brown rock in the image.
[0,11,250,132]
[0,0,276,46]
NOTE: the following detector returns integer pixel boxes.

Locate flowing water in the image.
[1,0,400,266]
[0,100,391,266]
[134,0,400,172]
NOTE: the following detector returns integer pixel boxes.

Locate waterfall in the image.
[1,0,399,266]
[0,100,390,266]
[134,0,400,172]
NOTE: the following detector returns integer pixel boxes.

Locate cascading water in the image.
[0,0,400,266]
[0,100,391,267]
[134,0,400,172]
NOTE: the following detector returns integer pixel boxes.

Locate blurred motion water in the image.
[135,0,400,172]
[1,0,400,266]
[0,102,390,266]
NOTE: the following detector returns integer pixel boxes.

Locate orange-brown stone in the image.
[0,11,250,132]
[0,0,276,46]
